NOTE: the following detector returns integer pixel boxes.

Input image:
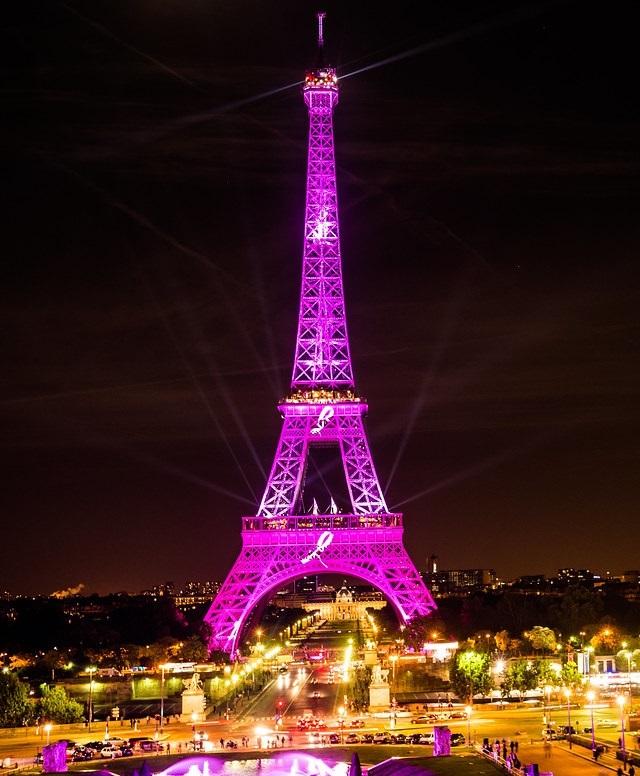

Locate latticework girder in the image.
[204,63,436,656]
[205,526,435,655]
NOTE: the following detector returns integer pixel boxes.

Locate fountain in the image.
[157,754,350,776]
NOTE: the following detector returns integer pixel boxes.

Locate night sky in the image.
[3,1,639,595]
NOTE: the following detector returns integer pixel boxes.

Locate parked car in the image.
[597,720,617,729]
[100,745,123,759]
[350,719,365,728]
[139,740,164,752]
[328,734,340,744]
[542,728,558,740]
[395,734,408,744]
[373,732,391,744]
[450,733,466,746]
[412,716,430,724]
[361,733,374,744]
[225,741,238,749]
[345,734,360,744]
[418,733,434,745]
[409,733,422,745]
[120,746,134,757]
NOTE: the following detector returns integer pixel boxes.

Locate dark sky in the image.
[3,1,639,595]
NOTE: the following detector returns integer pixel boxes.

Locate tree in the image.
[38,685,83,723]
[525,626,557,653]
[501,660,538,699]
[559,661,583,690]
[495,630,510,653]
[590,626,621,653]
[536,660,559,688]
[177,636,210,663]
[451,650,491,702]
[0,673,30,727]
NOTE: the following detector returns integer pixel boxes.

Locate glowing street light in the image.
[86,667,96,732]
[44,723,52,747]
[617,695,627,753]
[389,655,398,682]
[159,663,169,730]
[544,685,552,728]
[586,689,596,751]
[564,688,572,749]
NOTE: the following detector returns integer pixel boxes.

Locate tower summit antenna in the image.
[317,11,326,48]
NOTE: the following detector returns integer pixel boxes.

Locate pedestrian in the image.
[510,740,515,754]
[514,740,519,753]
[628,765,635,776]
[167,743,171,754]
[281,736,285,748]
[288,734,293,746]
[502,744,507,760]
[178,743,182,753]
[220,738,224,749]
[617,768,624,776]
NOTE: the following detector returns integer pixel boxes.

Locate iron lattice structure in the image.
[205,36,436,656]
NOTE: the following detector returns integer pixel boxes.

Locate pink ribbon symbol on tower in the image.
[310,406,334,435]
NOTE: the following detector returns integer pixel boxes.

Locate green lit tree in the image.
[0,672,31,728]
[451,650,491,702]
[37,685,83,723]
[560,660,583,690]
[525,626,557,653]
[501,660,538,699]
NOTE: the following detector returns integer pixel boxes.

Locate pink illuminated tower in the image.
[205,15,436,655]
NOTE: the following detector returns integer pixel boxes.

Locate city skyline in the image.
[3,2,639,594]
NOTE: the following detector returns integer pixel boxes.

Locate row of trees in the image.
[0,674,83,728]
[450,650,584,702]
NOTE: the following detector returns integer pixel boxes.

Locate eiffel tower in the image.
[205,14,436,655]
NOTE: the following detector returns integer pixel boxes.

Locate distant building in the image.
[294,576,318,595]
[557,568,597,586]
[424,568,497,595]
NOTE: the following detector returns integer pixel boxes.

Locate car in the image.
[597,720,618,729]
[350,719,365,728]
[34,753,44,765]
[328,734,340,744]
[85,741,106,753]
[409,733,422,745]
[362,733,374,743]
[345,734,360,744]
[120,746,133,757]
[139,740,164,752]
[279,666,289,674]
[225,741,238,749]
[100,745,123,759]
[308,732,321,744]
[450,711,468,719]
[373,732,391,744]
[395,734,407,744]
[542,728,558,740]
[418,733,434,745]
[412,715,430,724]
[450,733,466,746]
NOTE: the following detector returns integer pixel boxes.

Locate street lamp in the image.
[44,723,52,747]
[544,685,552,728]
[617,695,627,753]
[159,663,168,730]
[465,705,472,747]
[586,690,596,751]
[564,688,572,749]
[389,655,398,683]
[86,667,96,732]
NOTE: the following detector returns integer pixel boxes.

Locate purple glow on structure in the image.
[157,754,349,776]
[204,22,436,655]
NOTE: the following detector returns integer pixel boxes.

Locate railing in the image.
[242,513,402,531]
